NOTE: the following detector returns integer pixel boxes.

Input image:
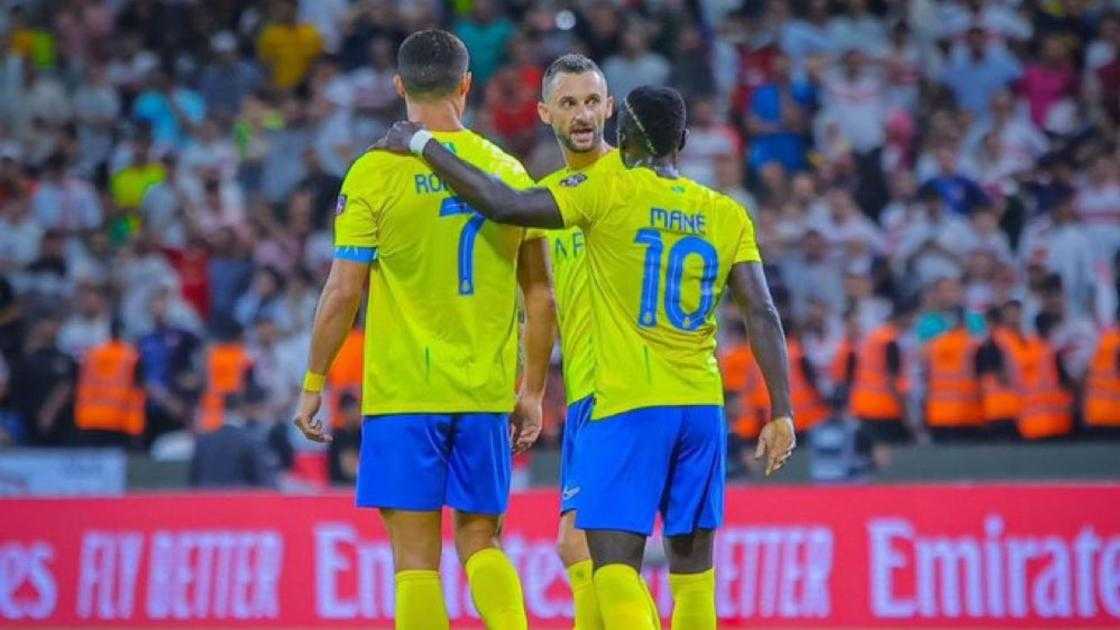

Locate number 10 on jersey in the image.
[635,224,719,331]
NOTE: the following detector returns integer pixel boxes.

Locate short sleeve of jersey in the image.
[731,198,762,264]
[545,171,610,229]
[333,153,385,263]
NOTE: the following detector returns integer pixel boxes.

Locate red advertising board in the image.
[3,484,1119,627]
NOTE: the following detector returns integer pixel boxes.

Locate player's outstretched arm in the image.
[293,259,367,443]
[728,261,796,475]
[512,237,556,453]
[372,121,565,228]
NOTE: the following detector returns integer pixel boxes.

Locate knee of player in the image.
[454,528,500,564]
[664,531,716,574]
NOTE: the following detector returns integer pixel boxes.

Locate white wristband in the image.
[409,129,434,156]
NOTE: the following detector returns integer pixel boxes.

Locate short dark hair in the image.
[396,29,469,99]
[622,86,687,157]
[541,54,604,98]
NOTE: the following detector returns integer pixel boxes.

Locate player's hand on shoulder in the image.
[755,415,796,476]
[371,120,424,155]
[509,391,543,454]
[293,390,332,443]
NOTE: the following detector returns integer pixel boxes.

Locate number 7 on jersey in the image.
[439,196,486,295]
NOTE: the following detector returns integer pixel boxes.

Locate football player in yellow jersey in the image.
[374,85,797,630]
[531,54,644,630]
[292,30,555,630]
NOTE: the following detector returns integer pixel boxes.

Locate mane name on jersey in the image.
[649,207,706,235]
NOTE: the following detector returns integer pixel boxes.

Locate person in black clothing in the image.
[137,289,200,444]
[0,274,20,361]
[975,301,1022,439]
[851,298,919,445]
[9,310,76,446]
[328,392,362,485]
[243,382,295,476]
[189,390,277,488]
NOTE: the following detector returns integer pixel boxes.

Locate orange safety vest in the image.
[198,343,252,431]
[1085,328,1120,427]
[850,324,908,421]
[788,338,828,431]
[719,344,767,439]
[328,329,364,428]
[829,336,856,395]
[1017,336,1073,439]
[981,328,1024,423]
[924,328,984,427]
[75,340,145,436]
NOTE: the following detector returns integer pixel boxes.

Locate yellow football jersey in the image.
[334,130,533,415]
[532,150,625,403]
[545,166,761,419]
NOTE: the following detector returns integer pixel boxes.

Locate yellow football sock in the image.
[465,548,527,630]
[568,559,604,630]
[395,569,449,630]
[639,574,662,628]
[593,564,657,630]
[668,569,716,630]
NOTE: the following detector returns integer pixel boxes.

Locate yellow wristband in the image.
[302,372,326,393]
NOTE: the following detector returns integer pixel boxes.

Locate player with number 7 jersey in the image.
[334,133,534,416]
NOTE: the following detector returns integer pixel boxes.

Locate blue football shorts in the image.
[573,404,726,536]
[559,395,595,514]
[355,412,511,515]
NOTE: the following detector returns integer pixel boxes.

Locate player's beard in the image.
[555,123,602,154]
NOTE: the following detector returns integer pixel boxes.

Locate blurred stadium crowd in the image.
[1,0,1120,485]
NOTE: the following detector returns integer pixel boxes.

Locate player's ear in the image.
[678,128,689,152]
[459,72,473,98]
[537,101,551,125]
[605,95,615,119]
[393,75,406,98]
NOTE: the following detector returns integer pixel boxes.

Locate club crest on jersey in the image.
[560,173,587,188]
[335,194,347,215]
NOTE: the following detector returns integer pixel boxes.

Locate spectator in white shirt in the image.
[781,228,846,321]
[0,195,42,269]
[57,282,111,360]
[818,48,887,154]
[895,186,977,285]
[827,0,889,59]
[603,25,670,104]
[811,187,886,255]
[712,153,756,210]
[964,90,1048,175]
[1020,193,1098,319]
[178,118,240,205]
[31,153,103,234]
[1073,154,1120,264]
[679,98,741,187]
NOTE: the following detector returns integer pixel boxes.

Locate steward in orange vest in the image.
[719,341,767,440]
[828,311,860,406]
[975,303,1026,439]
[922,311,984,441]
[1085,325,1120,431]
[197,326,253,432]
[1016,314,1073,440]
[327,327,364,429]
[75,322,145,446]
[785,326,828,432]
[850,300,916,443]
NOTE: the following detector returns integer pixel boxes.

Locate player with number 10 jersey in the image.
[546,169,760,420]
